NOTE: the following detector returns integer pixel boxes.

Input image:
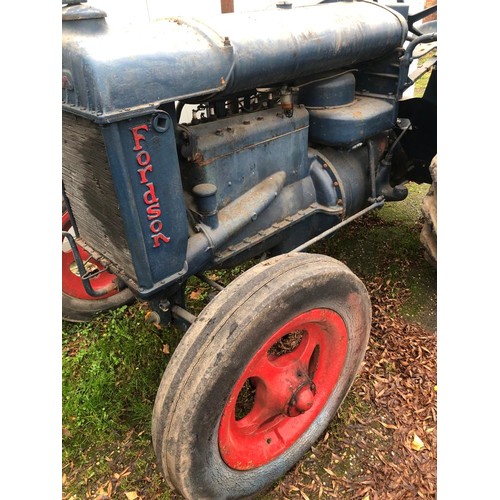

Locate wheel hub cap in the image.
[288,383,315,416]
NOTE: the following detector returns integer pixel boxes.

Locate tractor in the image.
[62,0,437,497]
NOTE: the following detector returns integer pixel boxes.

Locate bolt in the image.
[223,36,231,46]
[333,181,339,187]
[243,120,250,125]
[159,300,170,312]
[322,163,328,169]
[215,129,223,136]
[337,199,343,206]
[257,116,264,121]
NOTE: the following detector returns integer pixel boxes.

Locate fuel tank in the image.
[62,1,407,123]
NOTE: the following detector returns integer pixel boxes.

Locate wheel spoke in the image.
[235,354,297,430]
[286,328,320,375]
[235,382,284,433]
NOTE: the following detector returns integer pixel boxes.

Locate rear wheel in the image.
[420,155,437,266]
[152,253,371,499]
[62,202,135,322]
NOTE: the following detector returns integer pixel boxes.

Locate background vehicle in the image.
[62,0,437,497]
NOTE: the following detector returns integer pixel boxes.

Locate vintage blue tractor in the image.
[62,0,437,497]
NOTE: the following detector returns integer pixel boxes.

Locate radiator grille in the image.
[62,112,137,282]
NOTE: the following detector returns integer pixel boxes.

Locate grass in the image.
[62,305,178,498]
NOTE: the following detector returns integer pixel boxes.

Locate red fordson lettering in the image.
[130,124,171,248]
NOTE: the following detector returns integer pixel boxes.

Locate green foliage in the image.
[414,48,437,98]
[62,304,181,458]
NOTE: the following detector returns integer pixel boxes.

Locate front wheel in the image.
[152,253,371,499]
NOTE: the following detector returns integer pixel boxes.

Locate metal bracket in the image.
[62,231,119,297]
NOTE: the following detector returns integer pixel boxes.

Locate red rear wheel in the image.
[62,203,134,322]
[152,253,371,499]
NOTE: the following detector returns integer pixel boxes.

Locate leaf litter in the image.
[260,278,437,499]
[63,277,436,500]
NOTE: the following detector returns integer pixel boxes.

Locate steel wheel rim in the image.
[218,308,348,470]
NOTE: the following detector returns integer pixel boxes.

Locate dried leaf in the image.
[189,289,203,300]
[411,433,425,451]
[162,344,170,355]
[379,421,398,430]
[125,492,139,500]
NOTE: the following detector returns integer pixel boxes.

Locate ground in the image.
[62,182,437,500]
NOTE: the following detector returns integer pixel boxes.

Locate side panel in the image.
[101,111,189,295]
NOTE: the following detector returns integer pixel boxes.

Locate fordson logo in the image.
[130,124,171,248]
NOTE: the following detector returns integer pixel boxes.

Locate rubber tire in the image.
[420,155,437,266]
[62,202,135,323]
[152,252,371,499]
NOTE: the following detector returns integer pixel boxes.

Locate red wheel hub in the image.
[218,308,348,470]
[62,211,118,300]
